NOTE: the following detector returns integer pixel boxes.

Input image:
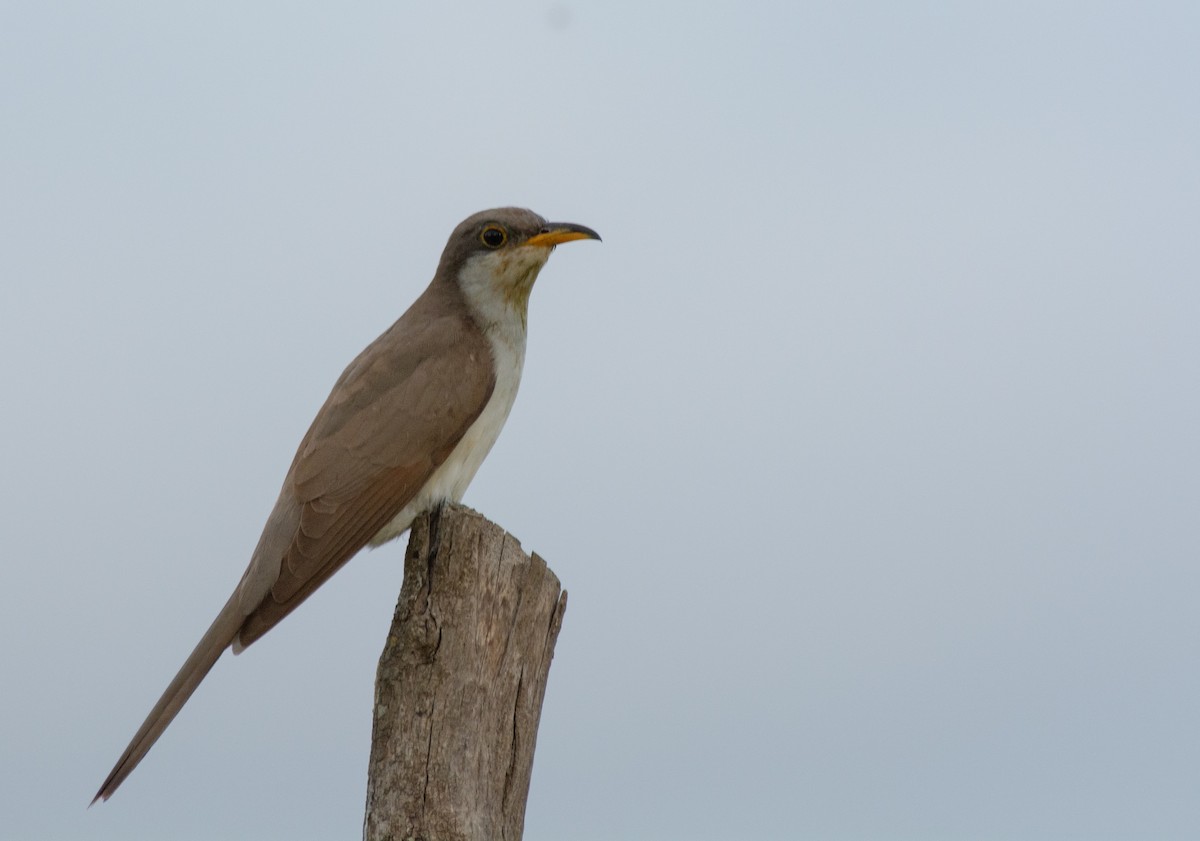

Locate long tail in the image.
[92,592,244,803]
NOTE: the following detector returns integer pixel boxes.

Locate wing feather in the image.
[234,282,495,647]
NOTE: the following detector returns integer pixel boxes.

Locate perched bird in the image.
[93,207,600,802]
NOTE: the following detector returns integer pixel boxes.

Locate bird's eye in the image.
[480,226,507,248]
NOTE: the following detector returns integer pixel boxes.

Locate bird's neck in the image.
[454,252,549,336]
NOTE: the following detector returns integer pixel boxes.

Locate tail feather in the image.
[92,592,244,804]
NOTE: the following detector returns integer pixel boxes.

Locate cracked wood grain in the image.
[363,504,568,841]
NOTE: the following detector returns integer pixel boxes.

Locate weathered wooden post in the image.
[363,504,568,841]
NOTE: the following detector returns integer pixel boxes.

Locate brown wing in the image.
[235,286,494,648]
[93,281,493,804]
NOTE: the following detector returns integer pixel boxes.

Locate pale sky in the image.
[3,3,1199,840]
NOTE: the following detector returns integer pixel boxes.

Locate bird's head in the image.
[441,207,601,326]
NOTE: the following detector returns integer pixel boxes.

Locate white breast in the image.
[368,330,524,547]
[368,250,537,547]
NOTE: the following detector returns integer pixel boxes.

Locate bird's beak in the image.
[525,222,602,249]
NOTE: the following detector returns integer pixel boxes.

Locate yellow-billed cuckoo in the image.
[93,207,600,802]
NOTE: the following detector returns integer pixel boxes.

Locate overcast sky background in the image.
[3,3,1199,840]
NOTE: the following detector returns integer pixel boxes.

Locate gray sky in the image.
[3,2,1199,839]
